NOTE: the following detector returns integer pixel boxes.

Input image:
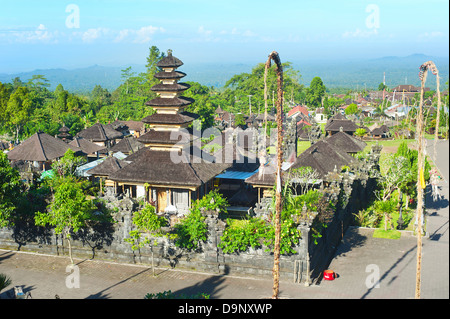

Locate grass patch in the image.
[373,229,402,239]
[297,140,311,156]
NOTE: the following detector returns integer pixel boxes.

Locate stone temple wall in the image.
[0,146,381,284]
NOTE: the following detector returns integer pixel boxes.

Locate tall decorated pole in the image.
[415,61,430,299]
[264,51,284,299]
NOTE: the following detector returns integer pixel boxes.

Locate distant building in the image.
[324,114,359,136]
[77,122,123,148]
[7,130,82,171]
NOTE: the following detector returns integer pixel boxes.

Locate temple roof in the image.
[151,82,190,92]
[324,131,367,153]
[108,147,230,187]
[137,128,197,145]
[69,136,105,155]
[324,119,359,132]
[87,156,129,177]
[154,70,186,80]
[290,139,355,179]
[59,125,70,133]
[157,51,184,68]
[77,123,123,142]
[145,96,195,108]
[141,111,199,125]
[8,131,81,162]
[109,136,145,154]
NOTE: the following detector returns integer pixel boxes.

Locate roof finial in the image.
[167,49,173,56]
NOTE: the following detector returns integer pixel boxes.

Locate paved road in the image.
[0,141,448,300]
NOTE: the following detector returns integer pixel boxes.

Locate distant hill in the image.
[0,54,447,94]
[294,54,449,90]
[0,65,124,94]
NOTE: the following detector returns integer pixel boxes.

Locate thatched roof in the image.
[151,82,190,92]
[7,131,81,162]
[141,111,199,125]
[290,140,355,179]
[324,119,359,133]
[154,70,186,80]
[87,156,128,177]
[111,120,145,132]
[108,147,230,187]
[109,136,144,155]
[69,137,105,156]
[245,166,279,187]
[324,131,367,154]
[145,96,195,108]
[329,113,347,121]
[137,128,197,145]
[77,123,123,142]
[157,51,184,68]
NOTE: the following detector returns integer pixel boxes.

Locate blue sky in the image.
[0,0,448,73]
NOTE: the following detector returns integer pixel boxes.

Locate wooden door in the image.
[157,189,167,213]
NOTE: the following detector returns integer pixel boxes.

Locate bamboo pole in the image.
[264,51,284,299]
[415,62,429,299]
[433,68,441,162]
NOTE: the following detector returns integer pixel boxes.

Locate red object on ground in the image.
[323,270,335,281]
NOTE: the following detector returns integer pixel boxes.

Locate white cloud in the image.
[198,26,213,36]
[342,28,378,38]
[418,31,444,39]
[242,30,256,37]
[113,25,165,43]
[1,24,57,43]
[82,27,110,43]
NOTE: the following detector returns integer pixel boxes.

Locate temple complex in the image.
[107,51,230,216]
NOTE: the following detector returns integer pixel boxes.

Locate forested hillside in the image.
[0,46,310,142]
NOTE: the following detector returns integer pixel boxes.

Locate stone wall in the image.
[0,147,381,284]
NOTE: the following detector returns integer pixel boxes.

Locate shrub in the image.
[218,218,267,254]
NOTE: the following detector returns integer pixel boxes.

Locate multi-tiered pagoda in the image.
[138,50,199,150]
[108,51,230,216]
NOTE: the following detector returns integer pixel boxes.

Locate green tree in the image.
[306,77,326,109]
[51,149,86,178]
[34,177,95,264]
[174,190,228,251]
[126,204,167,276]
[223,62,303,114]
[0,152,22,228]
[345,103,359,116]
[378,83,387,91]
[145,46,166,86]
[5,86,35,142]
[234,113,246,128]
[355,128,367,138]
[0,82,12,129]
